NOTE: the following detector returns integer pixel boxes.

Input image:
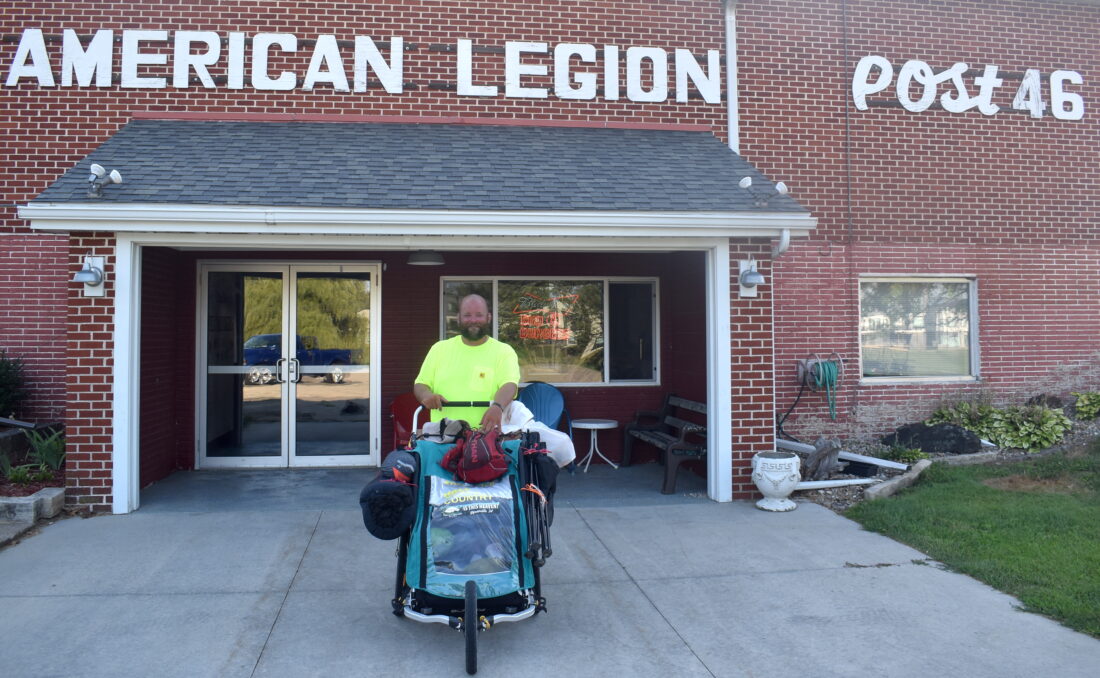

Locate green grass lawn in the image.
[845,437,1100,637]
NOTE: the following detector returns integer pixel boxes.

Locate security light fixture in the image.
[739,257,765,298]
[87,163,122,198]
[73,256,106,297]
[738,176,789,207]
[407,250,445,266]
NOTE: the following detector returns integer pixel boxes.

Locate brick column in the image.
[66,232,116,512]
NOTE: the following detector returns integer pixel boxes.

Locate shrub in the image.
[880,445,929,464]
[928,402,1072,453]
[1073,392,1100,420]
[24,427,65,471]
[985,405,1073,452]
[0,350,28,418]
[6,464,34,485]
[928,401,998,440]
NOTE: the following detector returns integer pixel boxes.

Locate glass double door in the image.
[199,263,380,467]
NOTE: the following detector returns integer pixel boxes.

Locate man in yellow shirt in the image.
[414,294,520,431]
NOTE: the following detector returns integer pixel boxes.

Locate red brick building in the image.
[2,0,1096,512]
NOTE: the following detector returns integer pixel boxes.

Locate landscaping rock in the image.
[882,422,981,455]
[0,487,65,522]
[863,459,933,500]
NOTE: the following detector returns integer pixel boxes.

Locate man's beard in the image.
[461,323,487,340]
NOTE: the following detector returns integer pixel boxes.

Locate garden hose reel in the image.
[796,353,845,420]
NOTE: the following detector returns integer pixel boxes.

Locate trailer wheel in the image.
[464,580,478,675]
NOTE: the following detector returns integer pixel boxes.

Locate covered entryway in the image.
[198,263,380,468]
[22,117,815,513]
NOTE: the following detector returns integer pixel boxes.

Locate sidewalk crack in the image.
[573,504,718,678]
[249,510,322,677]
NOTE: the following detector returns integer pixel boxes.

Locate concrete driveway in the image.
[1,465,1098,678]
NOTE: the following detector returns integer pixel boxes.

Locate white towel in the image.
[502,401,577,468]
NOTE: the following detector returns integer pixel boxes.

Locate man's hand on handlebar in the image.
[420,393,447,410]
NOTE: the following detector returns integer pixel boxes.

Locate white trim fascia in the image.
[706,245,733,502]
[112,238,141,514]
[20,203,816,238]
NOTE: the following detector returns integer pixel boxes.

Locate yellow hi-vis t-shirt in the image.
[414,335,521,424]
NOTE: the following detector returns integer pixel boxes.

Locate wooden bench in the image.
[622,394,707,494]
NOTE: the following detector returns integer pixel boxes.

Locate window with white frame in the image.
[859,277,977,379]
[442,278,658,385]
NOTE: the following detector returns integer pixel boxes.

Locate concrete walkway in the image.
[1,465,1098,678]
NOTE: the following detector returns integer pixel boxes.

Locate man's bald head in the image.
[459,294,490,315]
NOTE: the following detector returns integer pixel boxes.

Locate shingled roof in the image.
[34,119,807,213]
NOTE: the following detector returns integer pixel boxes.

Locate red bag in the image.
[441,429,510,484]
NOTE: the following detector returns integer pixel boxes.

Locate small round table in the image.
[572,418,620,472]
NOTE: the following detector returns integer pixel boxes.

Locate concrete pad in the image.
[253,583,713,678]
[577,502,927,580]
[0,591,281,678]
[2,469,1098,678]
[638,563,1100,678]
[138,468,374,513]
[292,508,398,594]
[0,511,320,595]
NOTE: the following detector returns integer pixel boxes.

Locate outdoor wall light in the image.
[73,256,106,297]
[407,250,445,266]
[738,176,789,207]
[87,163,122,198]
[739,257,765,298]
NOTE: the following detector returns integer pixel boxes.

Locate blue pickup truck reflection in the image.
[243,334,357,385]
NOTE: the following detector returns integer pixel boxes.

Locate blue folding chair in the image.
[517,381,572,439]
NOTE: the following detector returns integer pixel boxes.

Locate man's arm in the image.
[479,382,517,430]
[414,383,447,410]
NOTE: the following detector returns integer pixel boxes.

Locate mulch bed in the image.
[0,468,65,498]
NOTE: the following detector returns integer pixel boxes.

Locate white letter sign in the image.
[1012,69,1046,118]
[505,41,548,98]
[456,39,496,97]
[626,47,667,102]
[675,49,721,104]
[173,31,220,88]
[852,55,892,110]
[303,35,349,91]
[6,28,55,87]
[553,43,596,100]
[354,36,403,94]
[121,30,168,88]
[1050,70,1084,121]
[252,33,297,90]
[62,29,113,87]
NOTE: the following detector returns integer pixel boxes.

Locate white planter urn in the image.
[751,451,802,512]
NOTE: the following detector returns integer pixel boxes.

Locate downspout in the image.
[725,0,739,153]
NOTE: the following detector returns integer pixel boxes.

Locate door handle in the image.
[289,358,302,383]
[275,358,287,383]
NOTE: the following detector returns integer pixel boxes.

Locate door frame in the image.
[195,260,382,470]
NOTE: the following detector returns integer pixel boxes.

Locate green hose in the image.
[814,360,840,421]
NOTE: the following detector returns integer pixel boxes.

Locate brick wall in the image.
[0,1,732,505]
[0,233,67,422]
[3,1,1097,505]
[735,0,1100,441]
[67,233,116,511]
